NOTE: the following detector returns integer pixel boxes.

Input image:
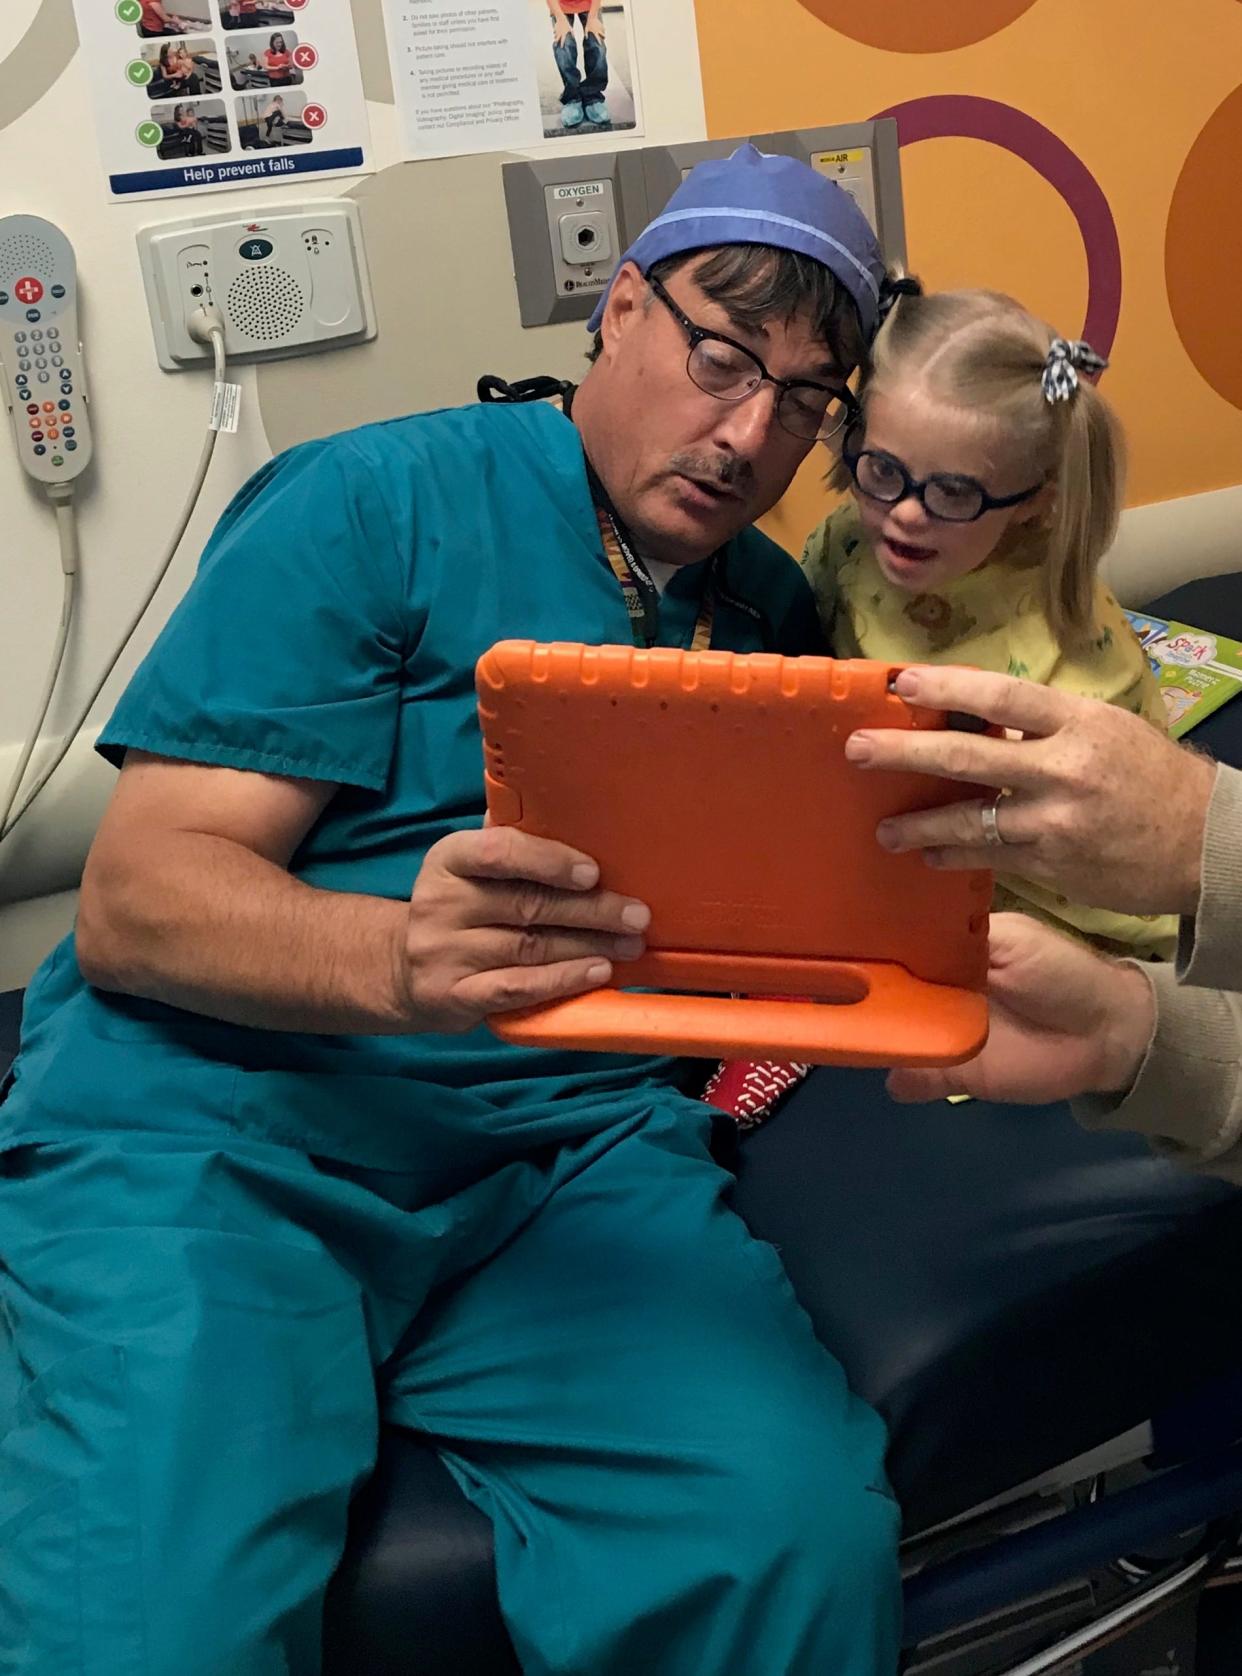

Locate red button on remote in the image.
[14,277,44,305]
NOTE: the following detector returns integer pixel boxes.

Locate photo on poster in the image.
[138,37,220,99]
[76,0,369,198]
[150,97,230,160]
[530,0,640,138]
[228,31,305,91]
[133,1,213,37]
[217,0,298,31]
[236,89,313,150]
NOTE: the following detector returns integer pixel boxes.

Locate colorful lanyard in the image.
[587,466,715,653]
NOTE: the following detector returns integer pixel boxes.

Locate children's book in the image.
[1124,610,1242,739]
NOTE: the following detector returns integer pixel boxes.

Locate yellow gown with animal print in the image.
[801,502,1178,960]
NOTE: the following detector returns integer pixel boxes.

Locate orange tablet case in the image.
[475,641,992,1067]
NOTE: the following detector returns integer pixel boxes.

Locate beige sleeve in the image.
[1073,962,1242,1181]
[1177,763,1242,993]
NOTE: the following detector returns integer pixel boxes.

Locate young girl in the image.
[801,285,1177,959]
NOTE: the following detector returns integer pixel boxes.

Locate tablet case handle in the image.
[489,961,988,1068]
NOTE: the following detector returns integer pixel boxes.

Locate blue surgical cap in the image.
[586,142,886,340]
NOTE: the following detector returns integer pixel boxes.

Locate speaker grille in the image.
[0,232,58,285]
[227,264,307,342]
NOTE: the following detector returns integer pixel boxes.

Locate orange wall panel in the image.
[694,0,1242,545]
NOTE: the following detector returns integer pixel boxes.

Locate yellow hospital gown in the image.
[801,503,1178,960]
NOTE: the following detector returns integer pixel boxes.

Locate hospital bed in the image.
[3,576,1241,1673]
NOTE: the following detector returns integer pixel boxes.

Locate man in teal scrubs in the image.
[0,147,903,1674]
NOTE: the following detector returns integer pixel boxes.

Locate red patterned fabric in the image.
[702,1057,811,1130]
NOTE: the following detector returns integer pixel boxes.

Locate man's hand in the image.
[396,826,649,1033]
[551,10,572,44]
[844,666,1217,917]
[585,7,606,39]
[886,914,1155,1106]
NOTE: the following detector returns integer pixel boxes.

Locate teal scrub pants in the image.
[0,1103,900,1674]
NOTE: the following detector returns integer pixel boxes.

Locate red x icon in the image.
[293,43,318,69]
[14,277,43,305]
[302,102,327,129]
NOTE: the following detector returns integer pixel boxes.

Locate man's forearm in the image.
[77,831,412,1035]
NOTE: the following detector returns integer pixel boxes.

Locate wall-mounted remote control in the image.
[0,215,93,488]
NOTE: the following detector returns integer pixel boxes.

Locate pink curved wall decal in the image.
[871,94,1122,357]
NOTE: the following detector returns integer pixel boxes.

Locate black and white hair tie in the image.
[876,273,922,328]
[1041,337,1109,404]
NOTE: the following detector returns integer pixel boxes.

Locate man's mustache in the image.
[668,453,755,493]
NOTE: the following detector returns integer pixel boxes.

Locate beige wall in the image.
[0,0,705,981]
[0,0,704,955]
[0,0,706,778]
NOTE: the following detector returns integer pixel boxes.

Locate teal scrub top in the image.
[4,401,826,1171]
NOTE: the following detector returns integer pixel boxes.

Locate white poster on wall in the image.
[382,0,643,159]
[71,0,372,201]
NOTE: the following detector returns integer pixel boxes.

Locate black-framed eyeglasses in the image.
[841,427,1044,523]
[646,272,859,443]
